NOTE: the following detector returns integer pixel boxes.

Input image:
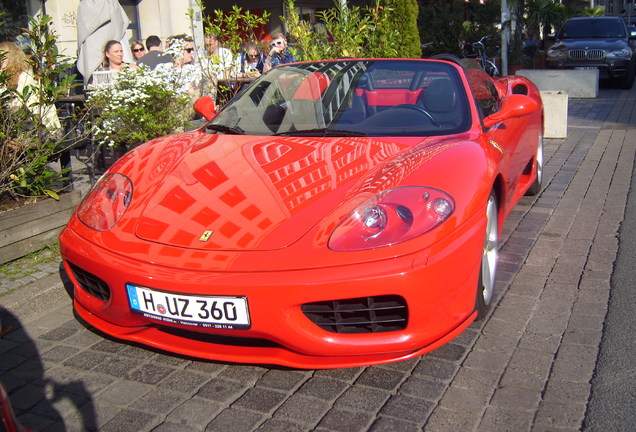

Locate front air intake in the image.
[302,295,408,334]
[68,262,111,301]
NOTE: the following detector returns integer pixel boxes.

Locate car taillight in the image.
[328,187,455,251]
[77,173,133,231]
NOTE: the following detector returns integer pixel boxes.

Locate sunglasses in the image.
[248,53,259,58]
[132,47,145,53]
[184,48,194,53]
[270,41,284,47]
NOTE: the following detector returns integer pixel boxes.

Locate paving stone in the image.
[97,380,152,407]
[489,386,542,411]
[254,418,308,432]
[128,388,184,415]
[437,384,492,415]
[196,377,250,403]
[39,327,78,341]
[256,369,310,391]
[100,408,160,432]
[543,379,591,404]
[451,366,501,390]
[354,366,405,391]
[217,365,268,384]
[164,396,223,429]
[63,349,113,370]
[41,345,81,363]
[232,387,288,413]
[204,407,265,432]
[427,343,467,362]
[93,356,142,377]
[477,407,534,432]
[424,406,481,432]
[127,363,176,385]
[316,408,375,432]
[273,394,330,424]
[157,369,208,394]
[335,385,391,411]
[379,394,435,423]
[369,416,422,432]
[533,400,587,430]
[296,376,349,401]
[412,358,459,381]
[314,367,364,381]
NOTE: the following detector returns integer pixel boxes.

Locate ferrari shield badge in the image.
[199,230,214,242]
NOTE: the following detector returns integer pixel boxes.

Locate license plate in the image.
[126,284,250,330]
[575,67,597,70]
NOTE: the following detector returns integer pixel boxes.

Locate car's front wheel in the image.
[475,192,498,320]
[620,61,635,89]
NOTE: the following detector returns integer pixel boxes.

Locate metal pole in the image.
[501,0,509,76]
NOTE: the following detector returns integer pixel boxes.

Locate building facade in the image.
[1,0,367,58]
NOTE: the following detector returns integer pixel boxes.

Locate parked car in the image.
[546,16,636,89]
[60,58,543,369]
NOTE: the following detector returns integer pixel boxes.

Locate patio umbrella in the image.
[76,0,131,84]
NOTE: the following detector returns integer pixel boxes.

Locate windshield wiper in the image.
[205,124,245,135]
[274,128,365,137]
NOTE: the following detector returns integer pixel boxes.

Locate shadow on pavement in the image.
[0,306,98,431]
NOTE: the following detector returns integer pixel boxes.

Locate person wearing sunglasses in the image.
[130,40,146,61]
[263,31,297,73]
[136,35,173,70]
[237,41,265,79]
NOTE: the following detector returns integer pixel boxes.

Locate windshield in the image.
[209,59,470,137]
[560,18,627,39]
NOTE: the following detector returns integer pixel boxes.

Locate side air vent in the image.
[68,262,111,301]
[302,295,408,334]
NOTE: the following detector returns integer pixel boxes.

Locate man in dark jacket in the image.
[137,35,173,69]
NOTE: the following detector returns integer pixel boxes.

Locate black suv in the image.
[546,16,635,89]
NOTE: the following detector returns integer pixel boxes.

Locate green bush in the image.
[284,0,401,60]
[0,14,76,201]
[86,66,192,151]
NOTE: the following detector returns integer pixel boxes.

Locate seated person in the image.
[0,41,61,134]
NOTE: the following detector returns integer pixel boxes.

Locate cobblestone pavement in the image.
[1,84,635,432]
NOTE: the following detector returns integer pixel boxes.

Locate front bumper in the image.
[546,58,631,79]
[60,211,485,369]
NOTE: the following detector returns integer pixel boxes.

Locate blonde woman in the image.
[0,41,61,133]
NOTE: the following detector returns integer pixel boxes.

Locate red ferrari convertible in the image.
[60,58,543,368]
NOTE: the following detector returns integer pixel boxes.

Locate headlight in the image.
[328,187,455,251]
[78,173,133,231]
[547,48,568,60]
[606,48,631,59]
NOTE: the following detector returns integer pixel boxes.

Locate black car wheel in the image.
[620,61,635,89]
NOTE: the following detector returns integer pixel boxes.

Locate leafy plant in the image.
[187,1,271,107]
[284,0,401,61]
[86,66,192,150]
[0,13,78,201]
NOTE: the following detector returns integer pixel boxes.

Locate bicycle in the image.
[466,36,500,77]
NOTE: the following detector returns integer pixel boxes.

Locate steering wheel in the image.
[394,104,440,127]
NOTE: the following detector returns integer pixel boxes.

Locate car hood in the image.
[133,133,451,251]
[554,38,629,50]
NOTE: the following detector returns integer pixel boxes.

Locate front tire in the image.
[475,192,498,320]
[525,131,544,196]
[620,61,635,89]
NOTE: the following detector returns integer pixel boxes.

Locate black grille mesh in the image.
[68,262,111,301]
[302,295,408,334]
